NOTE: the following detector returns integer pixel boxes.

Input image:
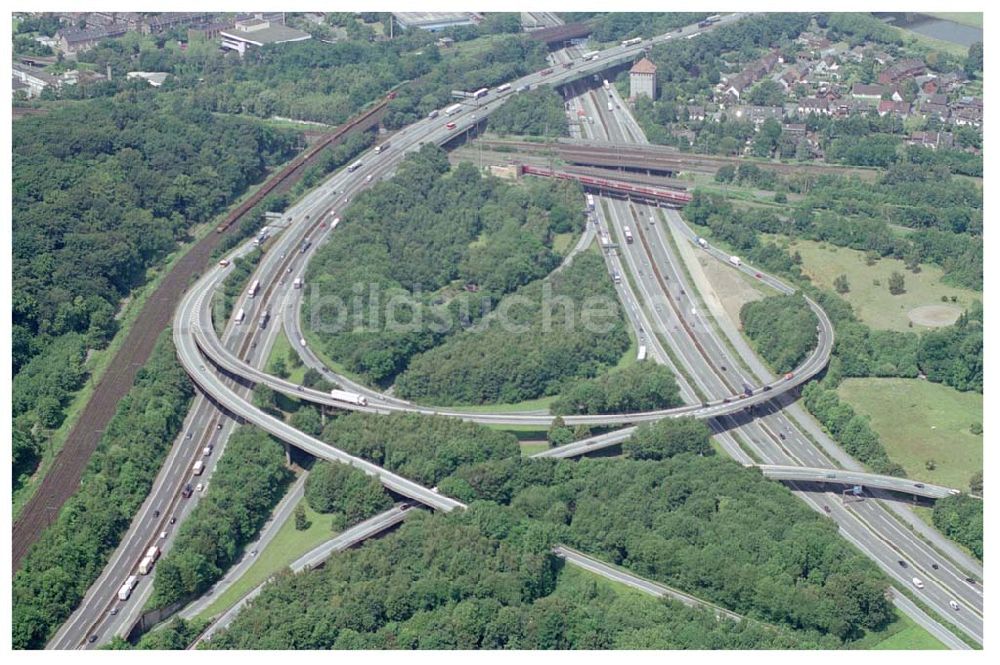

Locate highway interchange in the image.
[51,13,983,650]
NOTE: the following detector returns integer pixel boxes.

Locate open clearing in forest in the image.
[765,236,980,332]
[837,378,982,491]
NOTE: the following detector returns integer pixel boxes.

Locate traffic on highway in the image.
[53,12,982,650]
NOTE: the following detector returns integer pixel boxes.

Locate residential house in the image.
[877,99,910,117]
[906,131,954,150]
[936,71,967,93]
[686,105,705,121]
[878,58,925,85]
[142,12,211,35]
[731,105,784,126]
[815,55,840,79]
[57,25,128,53]
[797,97,830,115]
[779,68,800,89]
[916,75,939,94]
[919,100,950,121]
[851,83,887,100]
[782,123,806,138]
[189,20,231,41]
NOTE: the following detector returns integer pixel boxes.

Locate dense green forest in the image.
[622,417,714,460]
[304,144,588,389]
[304,461,394,527]
[12,92,300,485]
[150,427,293,609]
[442,456,893,644]
[740,294,818,375]
[395,252,630,405]
[932,495,983,560]
[12,333,193,649]
[207,503,822,649]
[550,362,682,415]
[320,413,520,487]
[64,25,548,127]
[486,88,568,137]
[584,13,708,42]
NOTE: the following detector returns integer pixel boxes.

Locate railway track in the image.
[214,98,389,234]
[13,98,389,574]
[479,138,883,180]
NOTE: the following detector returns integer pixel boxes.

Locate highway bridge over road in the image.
[58,12,980,650]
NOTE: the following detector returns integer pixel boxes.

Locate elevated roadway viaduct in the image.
[160,10,979,648]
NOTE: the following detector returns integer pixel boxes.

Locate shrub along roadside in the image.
[932,495,983,560]
[12,331,194,649]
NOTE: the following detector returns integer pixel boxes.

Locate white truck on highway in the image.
[330,389,369,406]
[696,237,708,248]
[728,256,741,267]
[192,460,205,476]
[139,546,160,575]
[293,277,303,289]
[623,226,634,244]
[118,575,138,601]
[445,103,463,116]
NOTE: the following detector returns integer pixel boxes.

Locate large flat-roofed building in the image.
[393,12,477,32]
[12,62,58,97]
[219,18,311,55]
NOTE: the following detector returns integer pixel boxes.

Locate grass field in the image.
[197,497,334,620]
[267,327,307,386]
[890,25,969,59]
[551,560,648,600]
[864,612,948,650]
[767,236,981,332]
[926,12,982,28]
[837,378,982,491]
[553,232,576,255]
[520,441,550,456]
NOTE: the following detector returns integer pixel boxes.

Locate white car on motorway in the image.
[911,577,924,589]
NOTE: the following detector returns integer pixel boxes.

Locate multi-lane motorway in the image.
[170,13,975,644]
[52,13,982,650]
[554,57,982,643]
